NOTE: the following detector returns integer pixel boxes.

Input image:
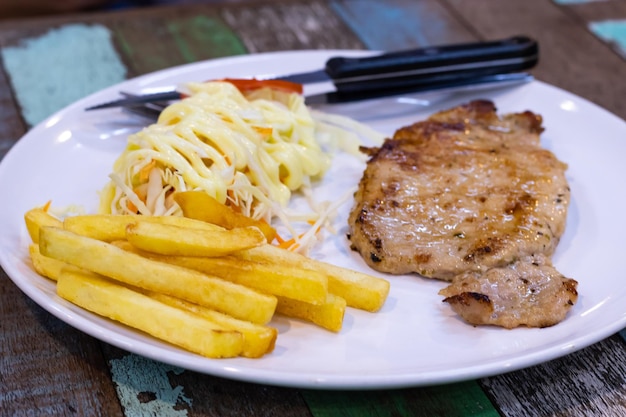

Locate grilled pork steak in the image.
[347,100,577,328]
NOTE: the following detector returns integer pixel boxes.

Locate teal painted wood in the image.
[0,24,126,127]
[329,0,475,51]
[109,354,192,417]
[553,0,597,4]
[589,19,626,58]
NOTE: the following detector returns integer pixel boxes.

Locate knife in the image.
[86,35,538,111]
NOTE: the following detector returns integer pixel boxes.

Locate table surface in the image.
[1,0,626,416]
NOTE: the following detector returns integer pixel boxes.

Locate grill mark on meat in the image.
[347,100,577,328]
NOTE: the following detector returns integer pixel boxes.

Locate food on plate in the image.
[24,204,390,357]
[347,99,577,328]
[24,202,62,243]
[22,78,393,357]
[99,80,382,252]
[439,254,578,328]
[143,291,278,358]
[235,244,390,313]
[39,226,278,324]
[174,190,277,242]
[98,81,328,218]
[124,221,265,257]
[58,269,245,358]
[63,212,224,241]
[113,240,329,305]
[276,293,346,333]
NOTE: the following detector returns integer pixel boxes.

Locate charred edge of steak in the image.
[462,99,497,115]
[443,291,491,307]
[563,278,579,303]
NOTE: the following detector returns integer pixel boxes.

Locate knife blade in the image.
[86,35,538,111]
[304,72,534,105]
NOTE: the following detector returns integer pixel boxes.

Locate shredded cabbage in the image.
[99,81,383,252]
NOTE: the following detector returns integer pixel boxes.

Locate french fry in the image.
[63,214,223,242]
[39,227,277,324]
[149,292,277,358]
[238,245,390,312]
[115,241,327,305]
[174,191,277,243]
[28,244,82,281]
[57,269,244,358]
[125,221,266,257]
[24,205,62,243]
[276,293,346,332]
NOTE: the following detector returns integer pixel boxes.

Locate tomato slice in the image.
[219,78,304,95]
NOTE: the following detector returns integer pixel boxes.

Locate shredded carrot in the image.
[274,233,287,245]
[275,222,322,251]
[226,189,241,213]
[253,126,273,136]
[278,237,300,250]
[127,200,138,214]
[138,160,156,183]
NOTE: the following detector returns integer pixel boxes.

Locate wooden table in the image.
[1,1,625,415]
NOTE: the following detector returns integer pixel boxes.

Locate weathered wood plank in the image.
[101,345,314,417]
[0,274,124,416]
[0,58,24,159]
[302,381,499,417]
[110,8,247,77]
[0,23,126,127]
[1,47,122,416]
[442,0,626,119]
[480,334,626,417]
[330,0,477,50]
[220,0,364,52]
[559,0,626,59]
[555,0,626,23]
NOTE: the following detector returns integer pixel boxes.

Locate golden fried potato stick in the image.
[149,292,277,358]
[57,269,244,358]
[24,205,62,243]
[63,214,223,242]
[125,221,265,257]
[28,244,80,281]
[62,213,387,310]
[276,294,346,332]
[174,191,277,243]
[39,227,277,324]
[116,241,328,305]
[238,245,390,312]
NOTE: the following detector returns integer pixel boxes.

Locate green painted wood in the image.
[302,381,499,417]
[166,15,247,63]
[111,12,246,77]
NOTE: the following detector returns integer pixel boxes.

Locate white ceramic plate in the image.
[1,51,625,390]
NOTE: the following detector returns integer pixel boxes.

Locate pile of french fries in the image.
[24,191,390,359]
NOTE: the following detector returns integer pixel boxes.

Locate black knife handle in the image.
[325,36,538,92]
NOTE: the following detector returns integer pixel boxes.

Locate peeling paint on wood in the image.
[0,24,126,127]
[109,354,192,417]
